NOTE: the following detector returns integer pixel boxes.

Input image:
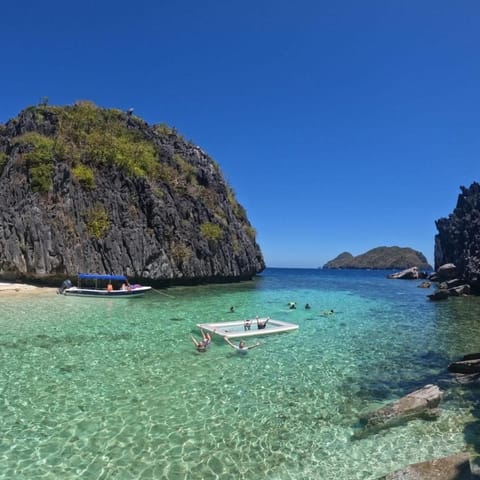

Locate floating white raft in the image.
[197,318,299,339]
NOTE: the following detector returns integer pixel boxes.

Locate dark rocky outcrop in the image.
[0,102,265,285]
[434,183,480,294]
[448,353,480,374]
[323,246,431,270]
[427,263,472,299]
[448,353,480,386]
[448,358,480,375]
[428,289,450,301]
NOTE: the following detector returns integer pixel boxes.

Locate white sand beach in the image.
[0,282,57,296]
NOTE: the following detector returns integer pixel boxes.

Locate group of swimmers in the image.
[288,302,313,310]
[244,316,269,330]
[191,329,260,354]
[288,301,334,315]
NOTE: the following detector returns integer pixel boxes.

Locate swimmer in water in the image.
[191,329,211,352]
[223,337,260,354]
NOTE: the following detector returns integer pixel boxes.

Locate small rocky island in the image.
[0,101,265,285]
[323,246,432,270]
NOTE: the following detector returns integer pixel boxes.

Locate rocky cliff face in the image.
[323,246,431,270]
[0,102,265,285]
[434,182,480,292]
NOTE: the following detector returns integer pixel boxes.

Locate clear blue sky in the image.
[1,1,478,268]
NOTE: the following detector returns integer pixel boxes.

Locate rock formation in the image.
[434,182,480,294]
[448,353,480,375]
[0,101,265,285]
[356,384,443,437]
[323,246,431,270]
[388,266,427,280]
[381,452,476,480]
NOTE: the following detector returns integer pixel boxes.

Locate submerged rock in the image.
[448,353,480,374]
[357,384,443,435]
[381,452,476,480]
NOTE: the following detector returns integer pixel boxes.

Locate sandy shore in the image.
[0,282,57,296]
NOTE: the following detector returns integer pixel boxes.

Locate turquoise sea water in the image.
[2,268,480,479]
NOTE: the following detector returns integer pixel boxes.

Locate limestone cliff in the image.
[323,246,431,270]
[0,101,265,285]
[434,182,480,292]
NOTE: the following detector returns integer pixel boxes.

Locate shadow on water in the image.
[0,332,132,350]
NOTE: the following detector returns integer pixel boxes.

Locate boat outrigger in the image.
[58,273,152,298]
[197,318,299,339]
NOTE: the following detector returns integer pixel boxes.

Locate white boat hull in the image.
[62,286,152,297]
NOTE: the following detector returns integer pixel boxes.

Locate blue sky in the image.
[1,1,478,268]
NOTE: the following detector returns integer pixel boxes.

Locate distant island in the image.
[323,247,432,270]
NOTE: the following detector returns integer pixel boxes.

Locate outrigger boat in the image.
[197,318,299,339]
[58,273,152,298]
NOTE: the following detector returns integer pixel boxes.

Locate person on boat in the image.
[121,282,132,291]
[244,319,252,330]
[223,337,260,354]
[107,282,113,292]
[191,329,211,352]
[257,317,269,329]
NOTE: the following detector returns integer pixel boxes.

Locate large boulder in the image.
[388,266,424,280]
[428,290,450,301]
[381,452,476,480]
[437,263,458,279]
[357,384,443,435]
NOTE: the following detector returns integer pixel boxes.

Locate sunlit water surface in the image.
[2,268,480,479]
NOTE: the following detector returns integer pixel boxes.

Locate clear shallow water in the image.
[2,268,480,479]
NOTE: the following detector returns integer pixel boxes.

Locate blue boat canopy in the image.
[78,273,127,281]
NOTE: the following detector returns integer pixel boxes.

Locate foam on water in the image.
[1,268,480,479]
